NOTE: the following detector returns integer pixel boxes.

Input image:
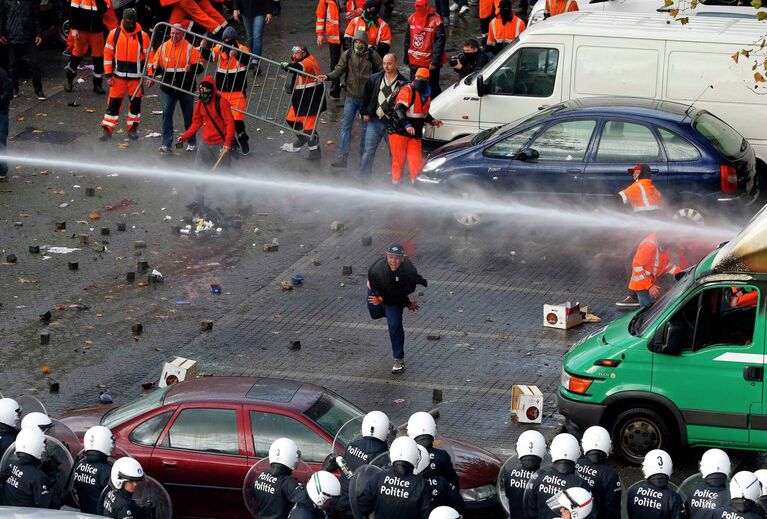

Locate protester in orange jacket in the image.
[344,0,391,56]
[404,0,447,97]
[545,0,578,17]
[64,0,117,94]
[316,0,342,98]
[280,44,326,161]
[163,0,227,37]
[628,233,681,308]
[485,0,525,55]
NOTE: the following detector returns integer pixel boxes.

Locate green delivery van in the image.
[558,208,767,464]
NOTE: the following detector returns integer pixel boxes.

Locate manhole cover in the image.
[12,127,81,144]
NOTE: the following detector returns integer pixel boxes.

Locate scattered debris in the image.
[88,212,101,220]
[55,221,67,230]
[116,223,126,232]
[48,382,60,394]
[201,319,214,331]
[78,234,89,244]
[100,227,110,236]
[45,246,80,254]
[39,311,51,323]
[68,261,79,270]
[263,242,279,252]
[85,187,95,197]
[148,269,163,283]
[210,284,221,294]
[330,221,344,233]
[99,391,113,404]
[432,389,443,403]
[134,240,147,249]
[18,277,38,284]
[131,323,143,335]
[173,300,191,305]
[361,236,372,246]
[59,202,69,208]
[41,366,50,374]
[393,399,405,404]
[281,280,293,290]
[291,274,304,285]
[289,340,301,351]
[40,332,50,345]
[342,265,353,275]
[14,221,22,227]
[137,261,149,273]
[5,254,17,264]
[126,272,135,282]
[427,334,441,341]
[312,258,321,266]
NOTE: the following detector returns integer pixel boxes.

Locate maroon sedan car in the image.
[60,377,502,519]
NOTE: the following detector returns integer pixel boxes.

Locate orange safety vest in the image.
[346,0,365,17]
[316,0,341,44]
[396,84,429,119]
[730,287,759,308]
[406,9,446,68]
[478,0,501,20]
[487,16,525,45]
[546,0,578,16]
[102,0,118,31]
[210,42,250,92]
[619,178,663,212]
[149,38,201,76]
[104,22,150,78]
[344,15,391,46]
[294,54,322,89]
[629,233,681,291]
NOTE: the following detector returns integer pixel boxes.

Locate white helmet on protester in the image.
[407,412,437,439]
[306,471,340,508]
[753,469,767,497]
[581,426,612,456]
[516,430,546,459]
[21,412,53,432]
[553,487,593,519]
[549,433,580,463]
[730,471,761,504]
[110,457,145,489]
[699,448,730,478]
[429,506,462,519]
[269,438,300,469]
[0,398,21,428]
[84,425,115,456]
[390,436,421,468]
[642,449,673,478]
[15,426,46,460]
[361,411,390,442]
[414,445,430,475]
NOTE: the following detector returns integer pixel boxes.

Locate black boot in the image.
[64,68,75,92]
[307,134,321,161]
[93,77,105,95]
[238,133,250,155]
[99,127,112,141]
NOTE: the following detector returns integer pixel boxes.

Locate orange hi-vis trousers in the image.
[389,133,423,184]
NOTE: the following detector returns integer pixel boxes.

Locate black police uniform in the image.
[357,464,432,519]
[100,487,146,519]
[576,455,622,518]
[73,451,112,514]
[523,462,589,519]
[423,473,463,510]
[712,504,764,519]
[416,440,459,489]
[329,436,388,516]
[0,453,53,508]
[756,496,767,518]
[684,476,729,519]
[0,425,18,459]
[252,463,309,519]
[288,501,328,519]
[504,457,541,519]
[626,477,685,519]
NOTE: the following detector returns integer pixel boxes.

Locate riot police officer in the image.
[685,448,731,518]
[0,398,21,458]
[429,506,461,519]
[414,445,463,510]
[523,433,589,519]
[753,469,767,517]
[576,426,621,518]
[550,487,595,518]
[357,436,432,519]
[327,411,390,517]
[626,449,684,519]
[100,457,146,519]
[73,425,114,514]
[505,430,546,518]
[1,426,53,508]
[20,412,54,432]
[253,437,310,519]
[287,471,341,519]
[713,471,764,519]
[407,412,459,487]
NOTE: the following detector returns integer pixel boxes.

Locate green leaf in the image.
[680,16,689,24]
[751,0,762,9]
[664,0,673,6]
[757,10,767,20]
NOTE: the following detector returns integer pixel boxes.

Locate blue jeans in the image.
[162,90,196,148]
[367,288,405,359]
[242,14,265,61]
[0,112,7,177]
[360,119,388,182]
[637,290,655,308]
[340,96,367,158]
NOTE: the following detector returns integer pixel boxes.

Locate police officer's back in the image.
[753,469,767,518]
[414,445,463,510]
[407,412,460,488]
[253,438,309,519]
[713,471,764,519]
[357,436,431,519]
[524,433,589,519]
[287,471,340,519]
[685,449,731,519]
[626,449,684,519]
[100,456,147,519]
[576,426,622,518]
[0,398,21,459]
[73,425,114,514]
[0,427,52,508]
[505,430,546,518]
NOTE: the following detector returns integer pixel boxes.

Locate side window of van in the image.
[595,121,661,163]
[665,286,758,351]
[488,48,559,97]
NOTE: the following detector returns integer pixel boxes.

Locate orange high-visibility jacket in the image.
[730,287,759,308]
[546,0,578,16]
[346,0,365,17]
[344,15,391,47]
[104,21,150,78]
[629,233,681,291]
[316,0,342,44]
[619,178,663,212]
[478,0,501,20]
[487,15,525,45]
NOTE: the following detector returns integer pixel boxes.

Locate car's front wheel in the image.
[451,181,486,227]
[610,406,676,465]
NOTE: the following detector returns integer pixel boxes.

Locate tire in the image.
[59,19,69,45]
[610,406,676,465]
[672,205,706,226]
[450,181,486,227]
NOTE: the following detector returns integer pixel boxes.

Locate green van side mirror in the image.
[651,322,684,355]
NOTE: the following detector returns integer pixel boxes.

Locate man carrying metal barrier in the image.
[280,44,326,161]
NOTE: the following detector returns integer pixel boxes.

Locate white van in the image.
[425,12,767,176]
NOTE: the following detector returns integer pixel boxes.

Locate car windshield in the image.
[303,391,363,446]
[693,111,747,160]
[101,386,171,428]
[631,269,695,336]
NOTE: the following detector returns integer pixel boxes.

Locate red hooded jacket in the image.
[180,75,235,147]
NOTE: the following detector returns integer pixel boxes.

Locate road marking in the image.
[713,352,767,363]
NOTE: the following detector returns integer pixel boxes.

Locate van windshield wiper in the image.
[628,306,649,335]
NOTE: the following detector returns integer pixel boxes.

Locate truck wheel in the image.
[610,407,675,465]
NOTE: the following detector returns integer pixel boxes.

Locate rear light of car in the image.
[720,164,738,194]
[561,370,593,394]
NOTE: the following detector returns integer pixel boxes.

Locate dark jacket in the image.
[523,464,590,519]
[69,0,108,33]
[326,436,389,514]
[72,452,112,515]
[0,0,41,44]
[0,424,18,456]
[287,501,327,519]
[626,478,685,519]
[101,487,146,519]
[503,457,540,519]
[368,257,427,308]
[576,456,622,518]
[357,466,431,519]
[0,454,53,509]
[233,0,273,17]
[360,69,407,120]
[326,47,381,100]
[252,463,310,519]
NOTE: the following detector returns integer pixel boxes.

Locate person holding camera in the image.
[450,39,488,79]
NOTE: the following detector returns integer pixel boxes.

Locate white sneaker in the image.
[459,4,470,14]
[158,145,171,154]
[280,142,301,153]
[449,2,459,11]
[391,358,405,374]
[186,144,196,152]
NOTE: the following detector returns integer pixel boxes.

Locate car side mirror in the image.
[476,74,486,97]
[515,148,539,161]
[651,322,684,355]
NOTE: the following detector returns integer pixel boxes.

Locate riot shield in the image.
[621,480,680,519]
[349,463,382,519]
[678,473,730,510]
[242,457,314,518]
[1,435,75,504]
[70,446,130,509]
[16,394,47,421]
[332,415,398,458]
[50,419,82,457]
[98,475,173,519]
[497,455,548,516]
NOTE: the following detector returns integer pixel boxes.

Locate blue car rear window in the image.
[693,112,746,160]
[246,378,301,402]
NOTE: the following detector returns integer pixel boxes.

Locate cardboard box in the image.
[511,385,544,423]
[543,301,583,330]
[159,357,197,387]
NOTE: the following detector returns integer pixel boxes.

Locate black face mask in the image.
[199,86,213,103]
[363,7,378,20]
[463,51,478,65]
[414,79,429,94]
[123,19,136,32]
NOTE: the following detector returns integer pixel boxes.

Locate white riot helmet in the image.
[110,457,145,489]
[642,449,673,478]
[20,412,53,432]
[0,398,21,428]
[554,487,593,519]
[361,411,390,442]
[407,412,437,440]
[516,430,546,459]
[390,436,421,468]
[429,506,462,519]
[15,426,46,460]
[581,426,612,456]
[269,438,300,469]
[414,445,430,475]
[84,425,115,456]
[730,471,761,504]
[699,448,731,478]
[753,469,767,497]
[306,470,341,508]
[549,433,580,463]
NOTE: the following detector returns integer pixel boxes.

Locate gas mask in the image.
[414,79,429,94]
[199,84,214,104]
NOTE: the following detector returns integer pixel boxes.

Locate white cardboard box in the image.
[543,302,583,330]
[159,357,197,387]
[511,384,543,424]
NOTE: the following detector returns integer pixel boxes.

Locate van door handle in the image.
[161,460,178,468]
[744,366,763,382]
